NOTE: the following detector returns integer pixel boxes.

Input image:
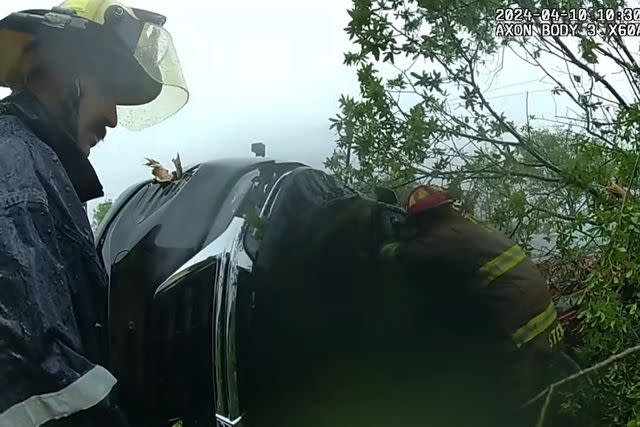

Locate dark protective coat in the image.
[0,92,128,426]
[382,206,563,426]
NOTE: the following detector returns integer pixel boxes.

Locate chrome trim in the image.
[242,168,297,259]
[223,233,247,419]
[214,253,229,415]
[260,169,297,218]
[152,168,304,424]
[215,414,243,426]
[154,217,247,297]
[154,215,249,425]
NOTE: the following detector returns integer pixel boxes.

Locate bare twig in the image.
[552,36,629,109]
[455,132,519,147]
[525,205,578,222]
[615,36,640,73]
[523,343,640,427]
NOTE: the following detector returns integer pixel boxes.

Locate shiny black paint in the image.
[95,158,408,426]
[95,158,302,426]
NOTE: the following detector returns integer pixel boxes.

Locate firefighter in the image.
[0,1,188,426]
[380,185,565,426]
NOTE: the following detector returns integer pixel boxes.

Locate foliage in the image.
[91,199,113,232]
[244,206,267,239]
[576,202,640,424]
[328,0,640,423]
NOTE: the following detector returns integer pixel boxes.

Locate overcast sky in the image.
[0,1,635,217]
[0,0,362,213]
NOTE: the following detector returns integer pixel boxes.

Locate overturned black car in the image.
[95,158,408,427]
[96,157,592,427]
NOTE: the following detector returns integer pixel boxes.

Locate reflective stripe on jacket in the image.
[380,211,563,354]
[478,243,560,349]
[0,108,124,426]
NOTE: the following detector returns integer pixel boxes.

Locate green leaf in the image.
[579,36,599,64]
[331,5,640,421]
[371,46,380,61]
[244,208,266,239]
[92,199,113,232]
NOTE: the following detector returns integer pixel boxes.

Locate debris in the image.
[606,177,632,201]
[144,158,174,182]
[172,153,183,179]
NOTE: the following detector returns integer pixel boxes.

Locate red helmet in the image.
[406,185,452,216]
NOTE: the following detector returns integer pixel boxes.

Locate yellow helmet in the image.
[0,0,189,131]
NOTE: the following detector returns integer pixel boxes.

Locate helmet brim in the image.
[49,27,163,106]
[0,8,190,130]
[0,12,161,106]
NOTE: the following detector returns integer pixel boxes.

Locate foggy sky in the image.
[0,1,635,217]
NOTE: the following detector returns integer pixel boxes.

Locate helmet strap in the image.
[35,76,83,145]
[58,77,83,142]
[19,61,83,145]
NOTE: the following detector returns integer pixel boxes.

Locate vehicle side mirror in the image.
[374,186,398,205]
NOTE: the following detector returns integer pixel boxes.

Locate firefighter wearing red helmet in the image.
[380,185,565,426]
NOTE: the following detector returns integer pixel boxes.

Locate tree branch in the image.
[551,36,629,109]
[522,343,640,427]
[473,171,562,183]
[454,132,519,147]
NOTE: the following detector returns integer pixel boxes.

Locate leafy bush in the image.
[329,0,640,423]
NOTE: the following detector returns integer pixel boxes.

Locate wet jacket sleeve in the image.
[0,189,128,427]
[380,223,512,344]
[385,232,480,293]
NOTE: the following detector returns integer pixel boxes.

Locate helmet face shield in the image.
[60,0,189,130]
[0,0,189,130]
[116,21,189,130]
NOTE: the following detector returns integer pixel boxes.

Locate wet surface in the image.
[95,158,302,423]
[0,110,109,415]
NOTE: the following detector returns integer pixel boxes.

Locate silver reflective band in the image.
[0,365,117,427]
[215,413,243,426]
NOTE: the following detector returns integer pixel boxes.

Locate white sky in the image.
[0,0,361,213]
[0,1,637,216]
